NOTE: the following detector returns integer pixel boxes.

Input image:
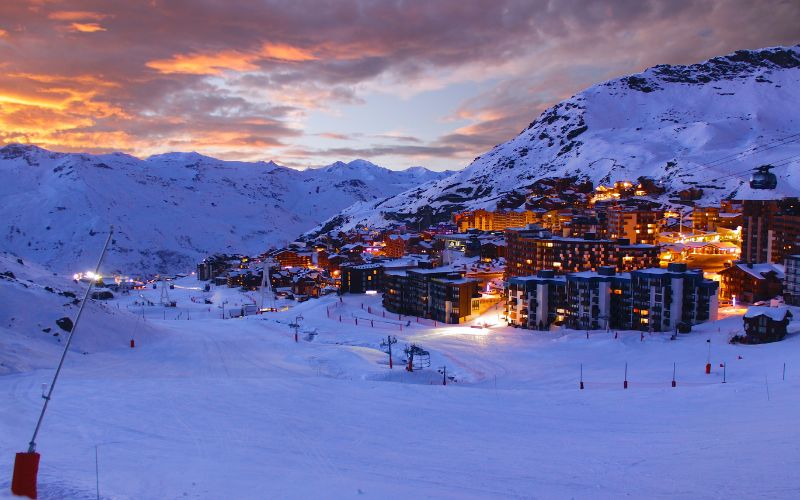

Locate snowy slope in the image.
[0,253,162,374]
[1,286,800,498]
[0,146,447,274]
[312,45,800,234]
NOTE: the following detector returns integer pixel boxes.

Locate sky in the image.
[0,1,798,171]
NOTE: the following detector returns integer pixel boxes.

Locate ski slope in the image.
[1,279,800,498]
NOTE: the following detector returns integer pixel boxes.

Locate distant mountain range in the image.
[310,45,800,236]
[0,145,449,274]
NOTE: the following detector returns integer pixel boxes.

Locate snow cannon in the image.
[11,451,40,498]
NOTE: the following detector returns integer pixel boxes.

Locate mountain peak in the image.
[0,143,58,163]
[145,151,220,164]
[310,44,800,236]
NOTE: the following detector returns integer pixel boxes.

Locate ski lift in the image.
[403,344,431,370]
[750,164,777,190]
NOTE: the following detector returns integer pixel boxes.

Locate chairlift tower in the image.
[159,277,172,306]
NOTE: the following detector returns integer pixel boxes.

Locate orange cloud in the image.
[48,11,107,21]
[146,50,259,75]
[69,22,106,33]
[0,29,8,38]
[261,43,317,62]
[147,42,317,75]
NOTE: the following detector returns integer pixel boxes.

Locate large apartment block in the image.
[506,270,567,330]
[606,205,663,245]
[506,263,719,332]
[784,255,800,306]
[504,225,658,279]
[383,269,481,324]
[741,198,800,264]
[454,209,539,232]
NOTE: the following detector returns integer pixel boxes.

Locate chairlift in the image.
[403,344,431,370]
[750,164,778,190]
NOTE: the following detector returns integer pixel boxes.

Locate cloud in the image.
[48,10,108,21]
[68,22,106,32]
[261,42,317,62]
[0,0,797,168]
[147,50,259,75]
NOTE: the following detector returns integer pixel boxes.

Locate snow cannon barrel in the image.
[12,451,40,498]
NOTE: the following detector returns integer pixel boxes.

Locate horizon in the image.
[0,1,799,171]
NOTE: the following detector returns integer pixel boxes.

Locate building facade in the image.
[506,263,719,332]
[504,225,658,279]
[718,262,784,304]
[340,263,384,294]
[607,205,663,245]
[739,199,800,264]
[506,271,567,330]
[383,269,480,324]
[454,209,539,232]
[742,306,793,343]
[785,255,800,306]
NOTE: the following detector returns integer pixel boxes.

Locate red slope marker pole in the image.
[13,227,113,499]
[672,362,677,388]
[624,362,628,389]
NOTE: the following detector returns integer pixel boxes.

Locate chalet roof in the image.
[387,233,415,241]
[733,263,785,280]
[744,306,792,321]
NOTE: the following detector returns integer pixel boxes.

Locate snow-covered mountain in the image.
[311,45,800,235]
[0,146,447,274]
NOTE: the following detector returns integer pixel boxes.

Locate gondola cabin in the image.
[750,165,777,190]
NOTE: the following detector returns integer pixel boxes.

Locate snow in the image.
[0,148,448,275]
[2,272,800,498]
[744,305,792,321]
[736,263,786,280]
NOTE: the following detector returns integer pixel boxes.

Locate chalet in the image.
[340,243,366,257]
[718,263,784,304]
[383,233,419,258]
[292,273,320,298]
[741,306,792,343]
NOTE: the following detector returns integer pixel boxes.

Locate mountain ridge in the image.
[309,45,800,236]
[0,144,448,274]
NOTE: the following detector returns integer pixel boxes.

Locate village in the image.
[82,172,799,347]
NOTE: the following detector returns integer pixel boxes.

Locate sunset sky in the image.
[0,0,798,170]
